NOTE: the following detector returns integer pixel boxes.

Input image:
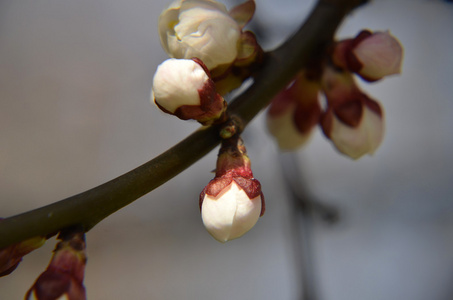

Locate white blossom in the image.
[158,0,241,70]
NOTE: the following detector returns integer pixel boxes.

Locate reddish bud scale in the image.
[335,30,373,76]
[25,231,87,300]
[293,101,322,134]
[173,79,227,124]
[321,88,382,138]
[0,230,45,277]
[268,71,322,135]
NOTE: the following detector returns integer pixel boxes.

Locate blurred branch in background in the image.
[279,153,338,300]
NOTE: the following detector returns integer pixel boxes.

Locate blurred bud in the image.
[321,67,384,159]
[266,72,321,150]
[159,0,243,70]
[332,30,403,81]
[25,231,87,300]
[0,235,45,277]
[152,58,227,125]
[199,136,265,243]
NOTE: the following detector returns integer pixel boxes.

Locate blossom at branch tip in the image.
[151,58,226,125]
[199,136,265,243]
[320,67,384,159]
[159,0,255,70]
[332,30,403,81]
[25,231,87,300]
[266,72,321,150]
[0,234,45,277]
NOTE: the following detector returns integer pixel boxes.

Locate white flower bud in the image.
[323,101,384,159]
[332,30,403,82]
[353,31,403,81]
[199,135,264,243]
[151,58,226,124]
[201,180,262,243]
[152,58,209,113]
[159,0,241,70]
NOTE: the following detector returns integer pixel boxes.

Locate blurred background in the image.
[1,0,452,299]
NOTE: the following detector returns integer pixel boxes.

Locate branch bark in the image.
[0,0,367,248]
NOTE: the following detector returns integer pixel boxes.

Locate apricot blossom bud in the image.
[332,30,403,81]
[159,0,242,70]
[267,72,321,150]
[321,67,384,159]
[25,231,87,300]
[151,58,226,125]
[199,136,265,243]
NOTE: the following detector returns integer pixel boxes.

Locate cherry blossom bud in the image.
[199,136,265,243]
[0,234,45,277]
[151,58,227,125]
[266,72,321,150]
[159,0,243,70]
[25,231,87,300]
[332,30,403,81]
[321,67,384,159]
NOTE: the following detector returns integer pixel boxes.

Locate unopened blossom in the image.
[0,234,45,277]
[151,58,226,125]
[332,30,403,81]
[200,136,265,243]
[25,231,87,300]
[159,0,243,70]
[267,72,321,150]
[320,67,384,159]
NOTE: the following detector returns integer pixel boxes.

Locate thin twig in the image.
[279,153,339,300]
[0,0,367,249]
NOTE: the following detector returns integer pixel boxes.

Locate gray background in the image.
[1,0,452,299]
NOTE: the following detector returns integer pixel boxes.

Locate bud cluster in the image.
[151,0,265,242]
[267,30,403,159]
[151,0,263,125]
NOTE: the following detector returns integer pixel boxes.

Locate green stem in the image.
[0,0,367,248]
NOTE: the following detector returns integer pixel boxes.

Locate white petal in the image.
[159,0,240,70]
[330,105,384,159]
[151,58,208,112]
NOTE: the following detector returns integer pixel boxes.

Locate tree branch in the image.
[0,0,367,248]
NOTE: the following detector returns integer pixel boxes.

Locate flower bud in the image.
[0,235,45,277]
[159,0,242,70]
[266,72,321,150]
[151,58,227,125]
[321,67,384,159]
[199,136,265,243]
[332,30,403,81]
[25,231,87,300]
